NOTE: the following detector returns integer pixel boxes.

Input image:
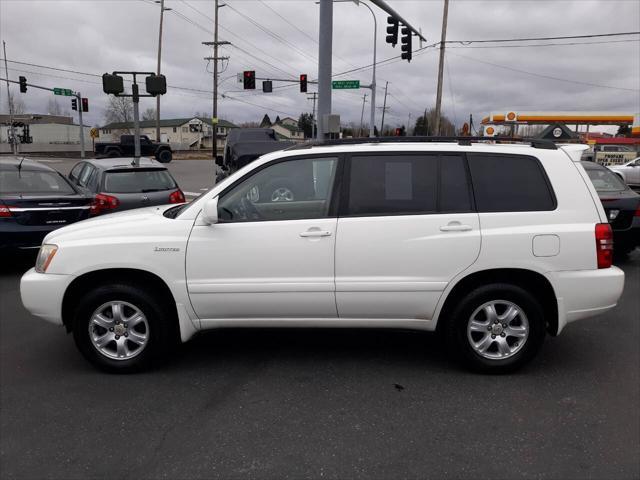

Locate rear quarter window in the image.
[467,153,556,212]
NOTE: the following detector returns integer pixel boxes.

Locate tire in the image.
[262,179,297,203]
[106,149,121,158]
[445,283,546,374]
[71,282,177,373]
[157,149,172,163]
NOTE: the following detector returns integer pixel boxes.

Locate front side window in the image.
[467,153,555,212]
[218,156,338,222]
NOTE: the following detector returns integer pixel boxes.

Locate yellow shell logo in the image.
[507,112,516,121]
[486,127,495,135]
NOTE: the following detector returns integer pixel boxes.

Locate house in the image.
[258,115,305,142]
[99,117,238,152]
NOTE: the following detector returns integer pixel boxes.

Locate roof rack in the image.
[285,136,558,151]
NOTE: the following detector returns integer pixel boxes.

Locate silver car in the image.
[610,157,640,189]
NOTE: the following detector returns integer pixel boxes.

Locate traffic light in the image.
[18,76,27,93]
[299,74,307,93]
[102,73,124,95]
[395,128,402,136]
[243,71,255,90]
[401,26,412,62]
[386,16,399,46]
[262,80,272,93]
[145,74,166,96]
[71,98,77,111]
[82,98,89,112]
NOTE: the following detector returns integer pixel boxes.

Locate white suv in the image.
[20,139,625,373]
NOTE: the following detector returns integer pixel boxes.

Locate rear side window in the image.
[104,169,176,193]
[467,154,555,212]
[345,154,472,216]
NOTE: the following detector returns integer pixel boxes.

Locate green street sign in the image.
[332,80,360,89]
[53,88,73,96]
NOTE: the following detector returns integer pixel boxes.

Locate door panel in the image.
[187,218,337,319]
[335,152,480,320]
[186,155,340,320]
[335,213,480,319]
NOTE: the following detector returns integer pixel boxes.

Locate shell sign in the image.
[505,111,517,122]
[485,126,496,137]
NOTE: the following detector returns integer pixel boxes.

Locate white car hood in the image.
[43,205,172,244]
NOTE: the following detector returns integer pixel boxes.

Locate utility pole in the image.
[307,92,317,139]
[434,0,449,136]
[407,112,412,135]
[379,81,389,135]
[2,41,16,154]
[76,92,85,159]
[155,0,171,142]
[317,0,333,140]
[359,93,367,137]
[203,0,230,159]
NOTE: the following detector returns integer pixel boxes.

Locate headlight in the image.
[35,244,58,273]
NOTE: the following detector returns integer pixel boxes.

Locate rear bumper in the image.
[20,268,75,325]
[547,267,625,334]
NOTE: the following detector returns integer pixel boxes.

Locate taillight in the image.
[635,203,640,217]
[169,189,185,204]
[595,223,613,269]
[90,193,120,216]
[0,204,13,218]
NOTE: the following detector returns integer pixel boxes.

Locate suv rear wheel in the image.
[71,283,176,372]
[445,283,546,373]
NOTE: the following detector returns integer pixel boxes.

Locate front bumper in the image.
[547,266,625,334]
[20,268,75,325]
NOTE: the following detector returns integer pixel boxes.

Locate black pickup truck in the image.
[95,135,173,163]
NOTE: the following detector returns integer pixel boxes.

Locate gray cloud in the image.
[1,0,638,130]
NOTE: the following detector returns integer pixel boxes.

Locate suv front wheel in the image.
[446,283,546,373]
[71,283,176,372]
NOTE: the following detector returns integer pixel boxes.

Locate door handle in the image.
[300,229,332,238]
[440,222,472,232]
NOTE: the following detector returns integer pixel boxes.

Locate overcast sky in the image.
[0,0,639,131]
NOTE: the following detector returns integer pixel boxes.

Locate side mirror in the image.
[215,155,224,166]
[202,197,219,225]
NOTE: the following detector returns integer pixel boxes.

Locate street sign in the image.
[53,88,73,96]
[90,128,99,139]
[332,80,360,89]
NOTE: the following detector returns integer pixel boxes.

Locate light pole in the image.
[333,0,377,138]
[155,0,171,143]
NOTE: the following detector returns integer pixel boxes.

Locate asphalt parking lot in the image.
[1,158,639,479]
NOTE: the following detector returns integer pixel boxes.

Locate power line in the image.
[448,51,640,92]
[446,31,640,44]
[447,39,639,49]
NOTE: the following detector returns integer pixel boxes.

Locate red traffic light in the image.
[243,71,256,89]
[300,74,307,93]
[82,98,89,112]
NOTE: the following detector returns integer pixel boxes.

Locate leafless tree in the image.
[4,92,26,115]
[141,107,156,121]
[46,98,70,117]
[104,96,133,125]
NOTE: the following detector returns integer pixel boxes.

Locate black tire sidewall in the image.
[107,149,120,158]
[72,283,173,373]
[447,283,546,373]
[157,150,172,163]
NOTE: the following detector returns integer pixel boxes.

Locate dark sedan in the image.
[582,161,640,257]
[1,157,92,249]
[67,157,185,215]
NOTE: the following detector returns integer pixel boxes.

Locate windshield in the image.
[585,166,627,192]
[0,170,75,195]
[104,169,177,193]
